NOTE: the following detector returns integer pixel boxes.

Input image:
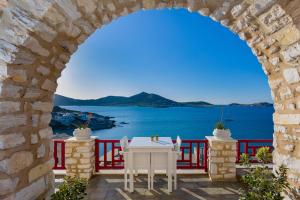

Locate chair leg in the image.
[174,172,177,190]
[148,170,151,190]
[151,169,154,190]
[134,169,138,176]
[124,169,128,191]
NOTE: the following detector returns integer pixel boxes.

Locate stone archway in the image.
[0,0,300,199]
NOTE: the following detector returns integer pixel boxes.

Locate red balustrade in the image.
[236,139,273,163]
[94,139,208,172]
[52,139,273,171]
[53,140,66,170]
[95,139,127,171]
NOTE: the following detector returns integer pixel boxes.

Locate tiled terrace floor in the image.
[86,174,240,200]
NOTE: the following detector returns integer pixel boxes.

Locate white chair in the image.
[132,152,151,190]
[150,136,182,191]
[120,136,129,190]
[173,136,182,190]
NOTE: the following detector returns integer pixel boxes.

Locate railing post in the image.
[65,137,96,180]
[95,139,99,172]
[206,136,237,181]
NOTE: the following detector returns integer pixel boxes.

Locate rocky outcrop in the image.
[50,106,115,136]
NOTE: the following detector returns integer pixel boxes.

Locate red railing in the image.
[53,140,66,170]
[95,139,208,172]
[95,139,126,171]
[173,139,208,171]
[53,139,273,171]
[236,139,273,163]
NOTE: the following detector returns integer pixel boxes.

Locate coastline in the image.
[51,106,116,139]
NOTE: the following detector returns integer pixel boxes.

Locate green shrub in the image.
[51,176,88,200]
[239,147,289,200]
[215,122,225,130]
[256,147,272,164]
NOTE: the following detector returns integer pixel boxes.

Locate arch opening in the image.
[0,0,300,199]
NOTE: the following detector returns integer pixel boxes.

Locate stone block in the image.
[32,101,53,112]
[249,0,276,16]
[273,113,300,125]
[65,158,77,164]
[35,22,57,42]
[0,151,33,174]
[24,88,44,98]
[39,127,53,139]
[8,69,27,82]
[0,133,25,149]
[28,160,52,183]
[76,146,92,153]
[31,134,38,144]
[210,157,224,163]
[37,65,50,75]
[281,42,300,62]
[37,144,46,158]
[78,164,91,169]
[231,3,248,18]
[0,177,18,195]
[0,114,26,132]
[56,0,82,21]
[40,113,52,126]
[80,158,91,164]
[23,37,49,57]
[65,147,72,154]
[41,79,57,92]
[283,68,300,84]
[15,176,46,200]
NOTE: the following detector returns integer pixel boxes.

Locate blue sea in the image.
[62,106,274,140]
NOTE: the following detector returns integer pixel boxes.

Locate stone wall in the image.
[206,136,237,181]
[65,137,95,180]
[0,0,300,198]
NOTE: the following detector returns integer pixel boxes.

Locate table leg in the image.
[129,151,134,193]
[168,151,172,193]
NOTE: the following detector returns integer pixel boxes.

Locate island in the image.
[50,106,115,138]
[54,92,273,108]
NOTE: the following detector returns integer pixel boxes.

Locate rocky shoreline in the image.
[50,106,115,138]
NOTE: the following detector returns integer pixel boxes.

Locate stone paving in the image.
[86,174,240,200]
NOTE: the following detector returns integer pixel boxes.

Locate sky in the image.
[56,9,272,104]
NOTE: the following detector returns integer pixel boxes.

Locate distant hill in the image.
[54,92,272,108]
[228,102,273,107]
[181,101,213,107]
[54,92,181,107]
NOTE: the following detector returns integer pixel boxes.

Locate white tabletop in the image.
[128,137,174,149]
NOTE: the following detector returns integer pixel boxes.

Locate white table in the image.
[127,137,174,193]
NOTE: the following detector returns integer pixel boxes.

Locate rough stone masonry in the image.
[0,0,300,199]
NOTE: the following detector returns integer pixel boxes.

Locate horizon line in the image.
[54,92,274,105]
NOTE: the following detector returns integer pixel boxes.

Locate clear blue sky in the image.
[56,9,272,104]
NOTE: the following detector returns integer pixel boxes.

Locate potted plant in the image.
[73,113,93,140]
[213,122,231,139]
[213,107,231,139]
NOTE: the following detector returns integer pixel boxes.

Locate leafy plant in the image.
[215,122,226,130]
[77,112,93,129]
[51,176,88,200]
[239,153,250,166]
[256,147,272,164]
[239,147,289,200]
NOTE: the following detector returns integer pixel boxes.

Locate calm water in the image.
[62,106,274,140]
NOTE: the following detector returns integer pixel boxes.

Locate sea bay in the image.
[62,106,274,140]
